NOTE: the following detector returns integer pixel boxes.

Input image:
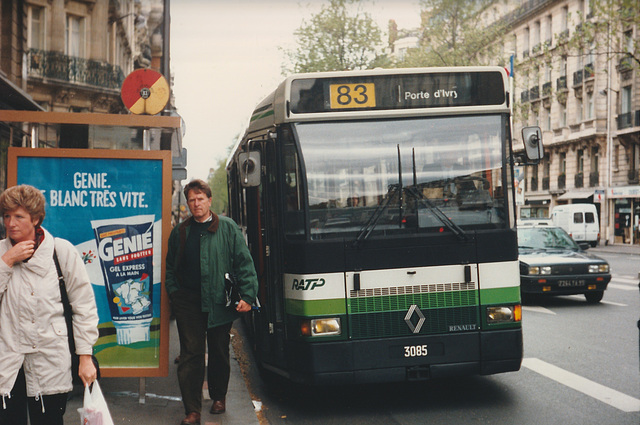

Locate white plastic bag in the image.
[77,381,114,425]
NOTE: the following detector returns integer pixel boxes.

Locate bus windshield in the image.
[295,115,508,239]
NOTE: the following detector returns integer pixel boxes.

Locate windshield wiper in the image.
[352,183,400,248]
[404,185,468,241]
[353,145,404,248]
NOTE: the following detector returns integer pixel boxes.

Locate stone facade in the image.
[504,0,639,245]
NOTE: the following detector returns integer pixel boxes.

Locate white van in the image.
[551,204,600,247]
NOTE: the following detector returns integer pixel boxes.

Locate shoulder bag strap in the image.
[53,248,76,353]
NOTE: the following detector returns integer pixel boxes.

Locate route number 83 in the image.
[329,83,376,109]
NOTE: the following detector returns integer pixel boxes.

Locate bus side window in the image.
[283,130,304,237]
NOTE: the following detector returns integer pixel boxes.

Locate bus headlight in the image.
[300,318,341,337]
[487,305,521,324]
[588,264,609,273]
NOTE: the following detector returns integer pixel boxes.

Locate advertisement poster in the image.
[8,148,170,377]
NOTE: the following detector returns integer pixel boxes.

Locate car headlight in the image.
[588,264,609,273]
[487,305,522,324]
[529,266,551,275]
[300,318,341,337]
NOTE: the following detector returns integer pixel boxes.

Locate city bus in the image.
[226,67,543,384]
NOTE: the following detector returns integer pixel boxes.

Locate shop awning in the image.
[0,74,44,111]
[557,189,595,200]
[525,194,552,202]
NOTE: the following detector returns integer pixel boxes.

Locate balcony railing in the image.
[529,86,540,100]
[589,171,599,187]
[584,63,595,79]
[27,48,124,90]
[618,112,633,129]
[573,70,583,86]
[574,173,584,188]
[557,76,567,90]
[542,82,552,97]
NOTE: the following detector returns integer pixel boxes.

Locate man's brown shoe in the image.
[210,399,226,414]
[180,412,201,425]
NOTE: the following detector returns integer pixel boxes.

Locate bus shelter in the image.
[0,110,181,398]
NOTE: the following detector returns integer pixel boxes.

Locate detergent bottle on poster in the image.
[91,215,155,345]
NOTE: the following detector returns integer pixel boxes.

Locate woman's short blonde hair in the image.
[0,185,46,226]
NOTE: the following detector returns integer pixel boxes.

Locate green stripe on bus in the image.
[250,109,274,122]
[348,289,478,314]
[285,286,519,317]
[479,286,520,304]
[285,298,346,316]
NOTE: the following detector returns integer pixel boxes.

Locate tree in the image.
[208,158,228,215]
[396,0,506,68]
[283,0,388,73]
[559,0,639,67]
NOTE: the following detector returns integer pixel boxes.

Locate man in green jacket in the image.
[166,179,258,425]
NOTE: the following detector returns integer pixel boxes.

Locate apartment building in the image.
[0,0,173,185]
[504,0,639,245]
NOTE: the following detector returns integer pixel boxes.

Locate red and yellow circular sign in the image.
[120,69,170,115]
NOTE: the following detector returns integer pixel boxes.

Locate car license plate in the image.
[558,279,585,287]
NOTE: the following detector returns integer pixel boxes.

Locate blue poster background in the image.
[17,156,164,368]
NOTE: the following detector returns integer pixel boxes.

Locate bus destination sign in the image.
[290,71,505,114]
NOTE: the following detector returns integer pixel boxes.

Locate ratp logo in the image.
[291,278,326,291]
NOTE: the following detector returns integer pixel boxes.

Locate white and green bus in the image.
[227,67,543,384]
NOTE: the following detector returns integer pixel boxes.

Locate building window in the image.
[590,146,599,186]
[66,14,86,57]
[560,152,567,174]
[586,92,594,119]
[577,98,583,122]
[28,5,45,50]
[561,6,568,32]
[543,155,550,190]
[614,144,619,170]
[544,107,551,131]
[577,149,584,174]
[559,103,567,127]
[624,31,633,53]
[545,15,552,44]
[621,86,632,115]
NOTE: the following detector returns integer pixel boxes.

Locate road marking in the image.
[611,276,638,284]
[522,358,640,413]
[613,275,637,282]
[608,283,637,291]
[566,295,627,306]
[601,300,628,307]
[522,306,556,315]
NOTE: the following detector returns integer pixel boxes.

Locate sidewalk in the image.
[63,320,260,425]
[590,242,640,257]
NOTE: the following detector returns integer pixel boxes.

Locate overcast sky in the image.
[170,1,421,181]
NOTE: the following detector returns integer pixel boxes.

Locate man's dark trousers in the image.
[172,288,233,415]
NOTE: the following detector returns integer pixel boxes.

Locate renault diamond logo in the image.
[404,305,425,334]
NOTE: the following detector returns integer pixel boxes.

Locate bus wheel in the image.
[585,291,604,304]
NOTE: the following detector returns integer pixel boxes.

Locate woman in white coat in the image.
[0,185,99,425]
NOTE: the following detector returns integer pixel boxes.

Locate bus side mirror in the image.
[238,151,261,187]
[522,126,544,163]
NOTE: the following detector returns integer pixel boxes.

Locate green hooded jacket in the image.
[165,213,258,328]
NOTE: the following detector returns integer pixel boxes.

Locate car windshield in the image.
[293,115,508,239]
[517,227,579,251]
